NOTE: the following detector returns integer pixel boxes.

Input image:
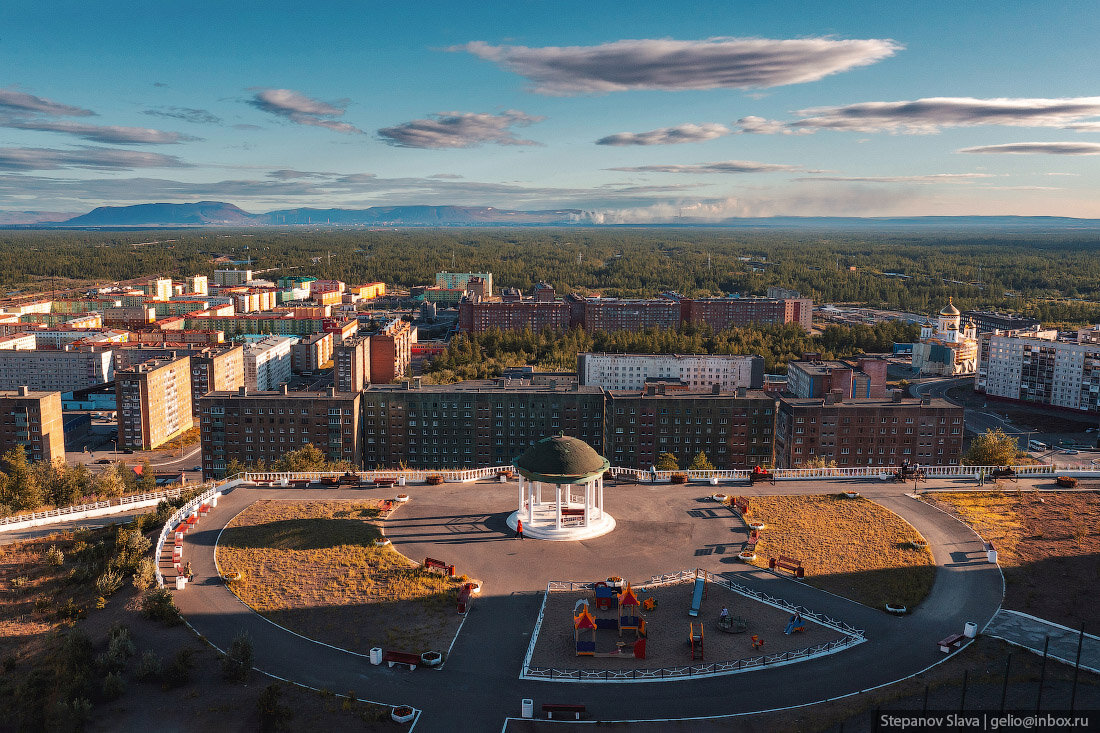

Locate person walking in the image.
[515,518,524,539]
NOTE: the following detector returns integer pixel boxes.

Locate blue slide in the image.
[688,577,705,617]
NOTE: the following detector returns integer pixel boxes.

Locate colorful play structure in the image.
[574,580,648,658]
[687,569,706,617]
[689,623,705,660]
[784,612,806,635]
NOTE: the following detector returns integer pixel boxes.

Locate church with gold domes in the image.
[911,299,978,376]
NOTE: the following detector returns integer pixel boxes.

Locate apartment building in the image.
[682,296,813,333]
[369,319,414,384]
[976,329,1100,413]
[786,357,888,399]
[775,394,964,468]
[961,310,1041,335]
[198,387,361,476]
[334,335,370,391]
[578,353,764,391]
[437,271,492,296]
[457,300,571,333]
[580,297,681,332]
[0,387,64,462]
[213,269,253,287]
[115,356,193,450]
[243,336,295,391]
[0,347,114,392]
[185,275,208,295]
[291,332,333,374]
[189,345,245,419]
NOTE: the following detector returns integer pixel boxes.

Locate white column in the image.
[555,484,562,529]
[597,476,604,519]
[518,476,524,516]
[527,479,534,522]
[583,480,590,527]
[535,481,542,504]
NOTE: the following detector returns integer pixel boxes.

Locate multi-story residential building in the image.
[0,387,64,462]
[775,394,964,468]
[243,336,295,391]
[333,335,370,391]
[436,271,492,296]
[115,356,193,450]
[143,278,173,301]
[421,287,466,305]
[185,275,208,296]
[362,377,605,469]
[0,347,115,392]
[198,386,361,476]
[976,328,1100,413]
[682,296,813,333]
[213,269,253,287]
[457,300,571,333]
[604,386,776,470]
[189,345,245,419]
[291,332,333,374]
[369,319,414,384]
[348,282,386,300]
[786,357,888,399]
[580,297,681,332]
[961,310,1041,335]
[578,353,764,391]
[0,333,37,350]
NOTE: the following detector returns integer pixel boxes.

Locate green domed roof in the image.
[514,434,609,482]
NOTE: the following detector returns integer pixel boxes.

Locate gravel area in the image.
[528,578,848,672]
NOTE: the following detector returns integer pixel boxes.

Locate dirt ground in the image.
[528,578,847,672]
[924,490,1100,629]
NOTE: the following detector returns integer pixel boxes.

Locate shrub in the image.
[132,557,156,590]
[44,545,65,567]
[95,569,124,597]
[222,632,254,682]
[258,684,294,733]
[141,588,180,624]
[425,475,443,485]
[136,650,161,681]
[164,648,194,688]
[56,597,84,621]
[107,626,136,662]
[10,575,28,592]
[102,672,125,700]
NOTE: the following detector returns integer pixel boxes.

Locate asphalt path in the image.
[171,476,1004,731]
[0,509,148,546]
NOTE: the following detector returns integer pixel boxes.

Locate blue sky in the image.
[1,0,1098,219]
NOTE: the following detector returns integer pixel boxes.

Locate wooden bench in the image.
[938,633,965,653]
[542,703,586,720]
[373,478,396,488]
[991,468,1017,483]
[382,650,421,670]
[769,555,805,578]
[749,471,775,486]
[423,557,455,577]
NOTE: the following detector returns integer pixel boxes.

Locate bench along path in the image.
[172,478,1003,731]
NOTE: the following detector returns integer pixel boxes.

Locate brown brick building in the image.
[0,387,64,462]
[368,319,414,384]
[580,298,681,333]
[457,300,571,333]
[682,296,813,333]
[116,356,194,450]
[198,386,361,477]
[775,394,964,468]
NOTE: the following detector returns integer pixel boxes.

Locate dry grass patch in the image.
[746,494,935,610]
[924,491,1100,628]
[217,500,463,655]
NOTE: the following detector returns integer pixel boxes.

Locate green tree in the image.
[963,428,1020,466]
[1,445,42,511]
[272,444,327,472]
[224,458,248,478]
[655,451,679,471]
[688,451,715,470]
[138,460,156,492]
[95,462,127,499]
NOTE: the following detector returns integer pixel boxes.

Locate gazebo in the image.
[506,434,616,540]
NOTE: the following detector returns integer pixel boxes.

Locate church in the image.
[911,299,978,376]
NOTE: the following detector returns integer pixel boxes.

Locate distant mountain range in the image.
[4,201,1100,230]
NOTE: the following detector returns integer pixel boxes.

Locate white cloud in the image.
[454,37,901,95]
[247,89,363,134]
[610,160,812,174]
[0,118,198,144]
[377,111,543,148]
[957,142,1100,155]
[0,88,93,116]
[144,107,223,125]
[595,123,730,146]
[0,146,189,171]
[795,173,994,184]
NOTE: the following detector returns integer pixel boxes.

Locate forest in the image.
[423,320,919,382]
[2,227,1099,325]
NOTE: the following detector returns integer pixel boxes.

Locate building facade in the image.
[368,319,414,384]
[580,298,681,332]
[775,394,964,468]
[961,310,1041,335]
[0,387,64,462]
[683,296,813,333]
[334,335,370,392]
[243,336,295,391]
[189,345,245,419]
[198,387,361,476]
[291,332,333,374]
[436,271,493,296]
[578,353,764,391]
[912,300,979,376]
[115,356,194,450]
[0,348,115,392]
[976,329,1100,413]
[457,300,571,333]
[787,357,888,399]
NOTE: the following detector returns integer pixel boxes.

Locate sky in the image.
[1,0,1098,220]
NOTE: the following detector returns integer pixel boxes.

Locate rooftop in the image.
[514,434,609,482]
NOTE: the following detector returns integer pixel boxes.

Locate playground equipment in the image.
[574,600,597,656]
[751,634,766,650]
[618,582,643,637]
[717,613,748,634]
[688,569,706,617]
[689,623,705,660]
[593,581,617,611]
[784,612,806,635]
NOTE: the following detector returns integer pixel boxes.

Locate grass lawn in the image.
[743,494,936,611]
[217,500,463,656]
[923,490,1100,628]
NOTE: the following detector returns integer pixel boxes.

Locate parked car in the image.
[95,458,112,464]
[191,465,202,472]
[1061,449,1079,455]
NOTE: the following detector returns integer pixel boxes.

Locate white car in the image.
[1061,449,1079,455]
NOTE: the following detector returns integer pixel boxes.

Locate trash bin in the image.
[963,621,978,638]
[370,647,383,665]
[521,699,534,719]
[710,477,719,486]
[210,495,219,508]
[175,576,186,590]
[398,476,406,487]
[987,549,998,564]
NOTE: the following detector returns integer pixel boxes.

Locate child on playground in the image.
[720,606,730,620]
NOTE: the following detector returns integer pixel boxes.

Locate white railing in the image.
[153,480,236,587]
[0,486,187,528]
[242,466,515,485]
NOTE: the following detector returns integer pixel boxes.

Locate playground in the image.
[526,575,847,674]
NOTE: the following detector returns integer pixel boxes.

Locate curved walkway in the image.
[171,476,1004,731]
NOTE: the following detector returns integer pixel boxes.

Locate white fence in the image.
[611,463,1098,483]
[153,481,233,588]
[0,487,188,533]
[242,466,515,485]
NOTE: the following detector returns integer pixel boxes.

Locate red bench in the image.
[424,557,455,577]
[938,633,966,653]
[382,650,421,670]
[731,497,750,516]
[373,478,396,488]
[543,703,586,720]
[769,555,805,578]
